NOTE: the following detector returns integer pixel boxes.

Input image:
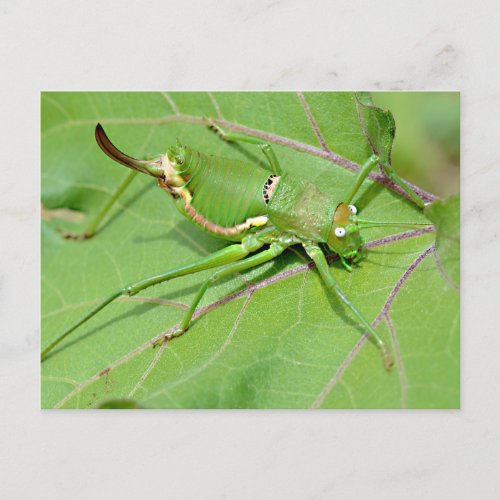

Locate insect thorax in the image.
[267,175,336,242]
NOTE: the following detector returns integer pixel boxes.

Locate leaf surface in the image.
[41,92,459,408]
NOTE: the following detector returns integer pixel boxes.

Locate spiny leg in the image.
[159,241,288,343]
[343,154,425,209]
[41,235,265,361]
[303,243,394,371]
[59,169,139,240]
[206,118,282,175]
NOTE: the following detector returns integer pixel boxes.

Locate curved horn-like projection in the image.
[95,124,163,178]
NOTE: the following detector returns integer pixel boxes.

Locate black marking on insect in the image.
[263,175,280,204]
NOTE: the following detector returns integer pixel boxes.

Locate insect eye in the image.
[334,227,346,238]
[348,204,357,214]
[175,155,185,165]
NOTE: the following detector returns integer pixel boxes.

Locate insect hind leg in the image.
[41,234,266,361]
[205,117,282,175]
[158,241,288,345]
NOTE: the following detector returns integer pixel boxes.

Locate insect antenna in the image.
[356,219,431,230]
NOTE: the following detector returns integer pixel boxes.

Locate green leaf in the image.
[425,194,460,288]
[41,92,459,409]
[355,93,396,164]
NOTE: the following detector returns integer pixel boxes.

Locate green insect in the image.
[41,120,429,370]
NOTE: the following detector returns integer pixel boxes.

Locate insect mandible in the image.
[41,120,429,370]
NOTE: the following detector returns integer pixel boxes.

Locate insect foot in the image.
[152,337,166,349]
[57,227,92,240]
[167,327,187,340]
[204,116,216,128]
[152,327,187,348]
[382,346,395,372]
[204,116,226,138]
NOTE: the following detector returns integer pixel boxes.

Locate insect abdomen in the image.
[172,147,272,234]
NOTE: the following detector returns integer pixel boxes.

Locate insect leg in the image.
[41,235,265,361]
[206,118,282,175]
[343,155,379,205]
[303,243,394,371]
[59,169,139,240]
[344,154,425,208]
[379,162,425,208]
[162,241,288,342]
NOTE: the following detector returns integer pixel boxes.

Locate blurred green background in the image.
[374,92,460,198]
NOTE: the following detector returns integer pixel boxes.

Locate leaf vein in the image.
[297,91,330,152]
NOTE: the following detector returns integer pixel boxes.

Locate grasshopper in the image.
[41,120,429,370]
